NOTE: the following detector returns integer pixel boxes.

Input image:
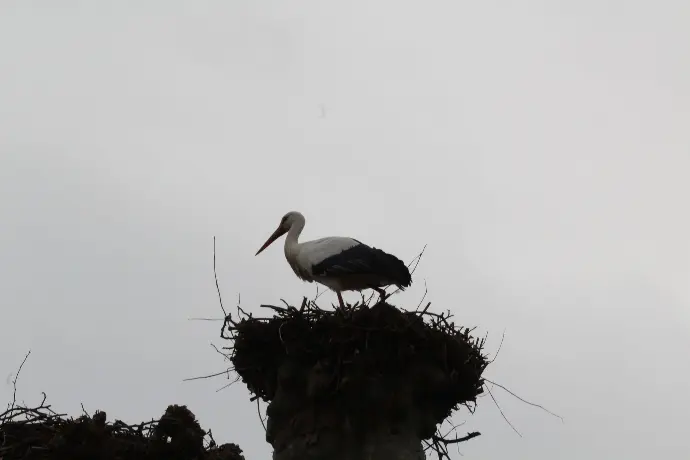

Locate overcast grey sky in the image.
[1,1,689,459]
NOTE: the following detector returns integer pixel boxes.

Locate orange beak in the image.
[255,226,287,255]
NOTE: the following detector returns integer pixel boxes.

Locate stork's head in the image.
[255,211,304,255]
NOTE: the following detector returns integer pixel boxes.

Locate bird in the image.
[255,211,412,309]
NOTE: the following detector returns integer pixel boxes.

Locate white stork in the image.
[255,211,412,308]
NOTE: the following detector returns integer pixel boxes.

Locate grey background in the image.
[1,1,689,459]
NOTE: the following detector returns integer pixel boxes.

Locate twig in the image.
[484,378,563,421]
[364,290,376,306]
[215,375,240,393]
[439,419,466,438]
[206,429,217,449]
[487,330,506,365]
[210,343,230,361]
[415,279,429,310]
[314,285,326,302]
[386,244,428,298]
[236,298,250,319]
[183,369,232,382]
[408,244,428,276]
[279,299,293,310]
[432,431,481,445]
[213,236,226,317]
[256,398,266,432]
[9,350,31,413]
[261,304,288,314]
[486,384,522,437]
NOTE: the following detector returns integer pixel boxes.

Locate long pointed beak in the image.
[255,226,287,255]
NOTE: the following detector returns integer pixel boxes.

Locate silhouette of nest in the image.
[0,398,244,460]
[222,298,488,426]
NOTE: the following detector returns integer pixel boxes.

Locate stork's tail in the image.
[375,248,412,289]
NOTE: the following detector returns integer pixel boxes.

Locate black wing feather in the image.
[312,243,412,287]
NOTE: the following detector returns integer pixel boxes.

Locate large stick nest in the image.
[223,298,489,425]
[0,398,244,460]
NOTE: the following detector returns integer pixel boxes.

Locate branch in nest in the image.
[213,236,226,317]
[484,377,563,422]
[425,431,481,460]
[3,350,31,422]
[183,369,234,382]
[432,431,481,445]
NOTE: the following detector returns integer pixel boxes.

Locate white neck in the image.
[284,215,305,260]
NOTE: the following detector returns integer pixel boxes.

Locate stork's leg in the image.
[337,291,346,309]
[374,287,388,303]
